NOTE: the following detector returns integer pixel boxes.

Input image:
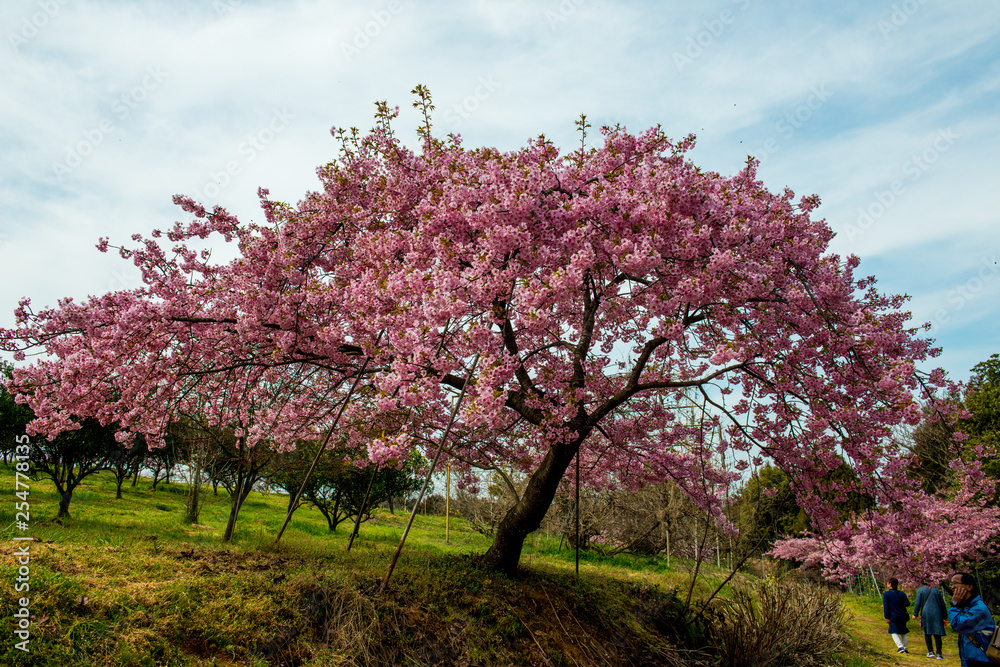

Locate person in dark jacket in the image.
[913,578,947,659]
[948,572,996,667]
[884,577,911,653]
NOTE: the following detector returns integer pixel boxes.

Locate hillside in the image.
[0,464,939,666]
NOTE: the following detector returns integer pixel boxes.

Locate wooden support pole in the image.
[347,465,377,551]
[276,332,381,543]
[381,355,479,591]
[575,446,580,580]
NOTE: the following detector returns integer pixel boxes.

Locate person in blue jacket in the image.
[913,578,948,659]
[884,577,911,653]
[948,572,996,667]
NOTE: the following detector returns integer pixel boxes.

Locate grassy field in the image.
[0,463,952,666]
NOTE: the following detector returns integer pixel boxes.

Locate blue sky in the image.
[1,0,998,382]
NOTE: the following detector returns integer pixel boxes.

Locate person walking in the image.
[913,579,947,659]
[948,572,996,667]
[884,577,911,654]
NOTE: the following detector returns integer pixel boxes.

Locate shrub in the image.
[711,577,848,666]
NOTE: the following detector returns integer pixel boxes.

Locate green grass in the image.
[840,594,963,666]
[0,463,914,666]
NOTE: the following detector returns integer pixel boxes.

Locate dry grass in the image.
[711,577,849,666]
[296,581,383,666]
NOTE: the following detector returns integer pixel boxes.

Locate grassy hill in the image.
[0,463,950,666]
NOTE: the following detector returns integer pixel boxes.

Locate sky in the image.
[1,0,998,383]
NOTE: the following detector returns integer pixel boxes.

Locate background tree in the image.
[323,457,422,530]
[906,410,957,495]
[196,419,273,541]
[142,442,179,491]
[730,466,807,560]
[267,446,421,532]
[164,415,218,523]
[30,418,121,518]
[108,433,148,500]
[964,354,1000,475]
[453,469,526,538]
[266,446,317,514]
[0,361,33,464]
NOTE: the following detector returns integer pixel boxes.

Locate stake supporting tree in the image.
[381,355,479,591]
[275,332,382,543]
[575,446,580,580]
[347,464,377,552]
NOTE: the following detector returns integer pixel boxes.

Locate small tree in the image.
[268,446,421,532]
[30,418,121,518]
[205,424,273,541]
[321,458,421,529]
[109,434,147,499]
[266,446,315,514]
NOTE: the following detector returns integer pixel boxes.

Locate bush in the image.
[711,577,848,666]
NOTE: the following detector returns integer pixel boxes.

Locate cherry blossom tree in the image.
[769,462,1000,588]
[770,388,1000,587]
[2,89,960,575]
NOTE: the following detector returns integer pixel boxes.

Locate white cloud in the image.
[1,0,999,381]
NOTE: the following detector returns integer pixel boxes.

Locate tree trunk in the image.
[316,505,332,531]
[187,477,201,524]
[222,470,254,542]
[58,491,72,518]
[481,436,582,575]
[223,499,240,542]
[186,448,203,524]
[223,471,245,542]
